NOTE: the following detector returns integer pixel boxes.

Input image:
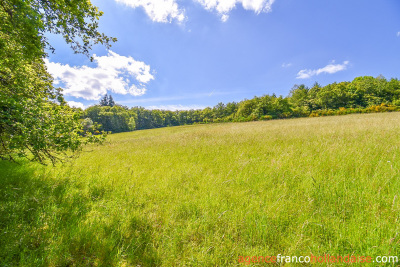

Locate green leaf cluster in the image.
[0,0,114,164]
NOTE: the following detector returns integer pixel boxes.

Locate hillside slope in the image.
[1,112,400,266]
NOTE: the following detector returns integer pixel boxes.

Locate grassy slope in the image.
[1,112,400,266]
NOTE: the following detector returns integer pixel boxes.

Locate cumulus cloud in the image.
[45,51,154,100]
[195,0,275,21]
[67,101,85,109]
[115,0,186,22]
[114,0,276,22]
[296,61,349,79]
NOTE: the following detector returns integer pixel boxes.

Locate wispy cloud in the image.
[118,88,263,105]
[397,31,400,37]
[115,0,186,23]
[195,0,275,22]
[146,104,206,110]
[45,51,154,100]
[296,61,350,79]
[282,62,292,68]
[118,94,202,104]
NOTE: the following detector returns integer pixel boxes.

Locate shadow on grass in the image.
[0,161,159,266]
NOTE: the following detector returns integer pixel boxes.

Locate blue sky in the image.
[45,0,400,110]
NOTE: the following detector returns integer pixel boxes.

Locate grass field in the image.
[1,112,400,266]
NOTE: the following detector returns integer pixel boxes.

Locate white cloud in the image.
[115,0,186,22]
[146,104,206,110]
[114,0,275,22]
[195,0,275,21]
[296,61,349,79]
[67,101,85,109]
[282,62,292,68]
[45,51,154,100]
[397,31,400,37]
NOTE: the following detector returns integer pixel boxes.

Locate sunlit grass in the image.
[1,112,400,266]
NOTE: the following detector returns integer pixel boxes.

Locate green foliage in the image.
[98,75,400,133]
[0,0,116,59]
[84,105,134,133]
[128,117,136,131]
[82,118,94,133]
[0,54,104,164]
[288,84,309,108]
[0,0,114,164]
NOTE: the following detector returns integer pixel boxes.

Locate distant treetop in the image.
[99,94,116,107]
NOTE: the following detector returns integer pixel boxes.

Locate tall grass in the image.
[1,112,400,266]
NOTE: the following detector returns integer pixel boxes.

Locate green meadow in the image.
[1,112,400,266]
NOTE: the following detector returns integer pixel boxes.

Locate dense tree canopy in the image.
[0,0,115,164]
[83,76,400,134]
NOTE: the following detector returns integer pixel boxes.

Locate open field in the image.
[1,112,400,266]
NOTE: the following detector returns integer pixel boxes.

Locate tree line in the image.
[2,0,399,164]
[82,75,400,133]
